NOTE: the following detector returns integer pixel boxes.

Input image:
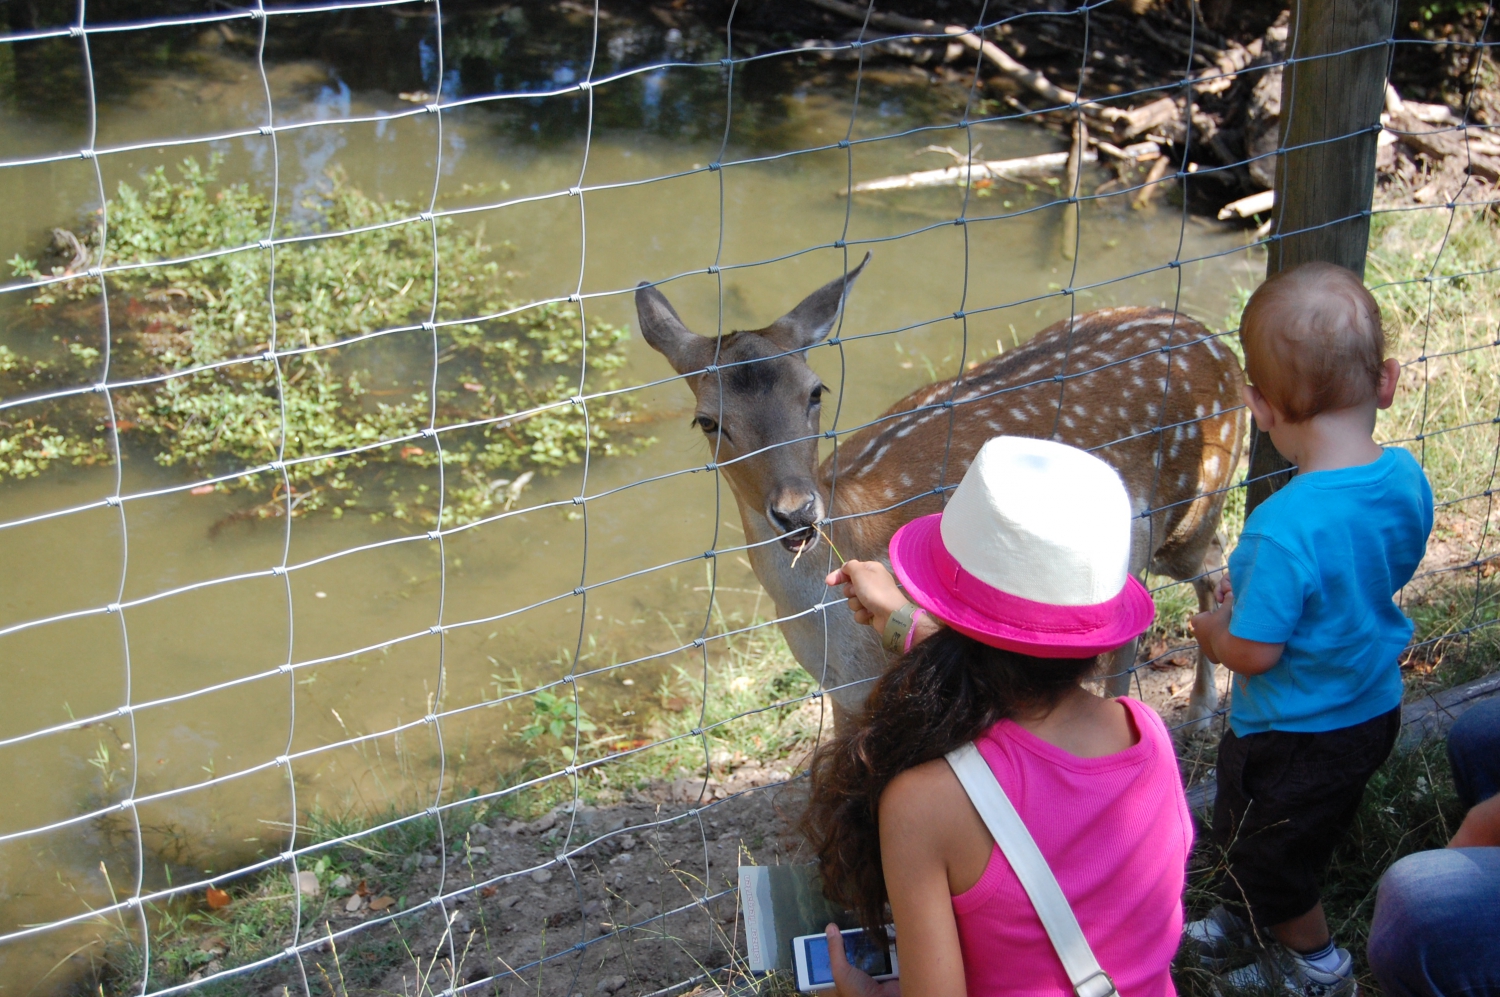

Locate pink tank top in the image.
[951,696,1192,997]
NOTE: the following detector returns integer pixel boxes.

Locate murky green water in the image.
[0,9,1263,988]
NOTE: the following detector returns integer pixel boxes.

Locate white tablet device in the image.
[791,927,898,992]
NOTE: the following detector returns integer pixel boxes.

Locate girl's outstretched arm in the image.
[826,560,941,648]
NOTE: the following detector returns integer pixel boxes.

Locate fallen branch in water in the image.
[806,0,1126,123]
[842,148,1099,195]
[1217,189,1275,220]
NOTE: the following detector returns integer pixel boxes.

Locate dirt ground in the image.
[281,777,806,997]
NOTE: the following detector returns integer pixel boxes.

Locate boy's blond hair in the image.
[1240,261,1386,423]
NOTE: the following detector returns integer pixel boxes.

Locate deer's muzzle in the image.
[767,488,824,553]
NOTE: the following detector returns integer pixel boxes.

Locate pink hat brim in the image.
[888,514,1155,659]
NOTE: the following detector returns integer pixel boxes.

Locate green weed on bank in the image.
[1371,201,1500,694]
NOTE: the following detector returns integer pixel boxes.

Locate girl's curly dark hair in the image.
[800,626,1098,932]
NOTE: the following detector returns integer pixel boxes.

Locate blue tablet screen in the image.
[802,931,891,986]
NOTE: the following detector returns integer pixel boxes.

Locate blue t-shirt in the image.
[1227,447,1433,735]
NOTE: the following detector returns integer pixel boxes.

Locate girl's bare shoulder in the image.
[879,756,968,826]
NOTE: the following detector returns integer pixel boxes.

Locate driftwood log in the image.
[805,1,1497,220]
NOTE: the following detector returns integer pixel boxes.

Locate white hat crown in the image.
[938,437,1134,606]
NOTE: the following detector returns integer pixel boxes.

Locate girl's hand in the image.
[825,561,906,634]
[825,924,901,997]
[1214,572,1233,605]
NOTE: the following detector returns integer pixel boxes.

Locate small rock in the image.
[634,901,655,921]
[606,817,626,833]
[331,874,352,890]
[596,975,627,993]
[530,812,558,834]
[295,871,320,898]
[505,820,527,834]
[345,894,364,913]
[470,822,491,837]
[420,854,439,868]
[359,862,377,878]
[617,834,636,851]
[581,899,603,917]
[402,855,420,871]
[499,895,522,908]
[530,868,553,884]
[608,851,633,866]
[453,915,472,935]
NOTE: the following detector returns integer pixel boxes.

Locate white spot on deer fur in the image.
[884,488,895,499]
[901,473,913,487]
[988,420,1003,431]
[1072,404,1086,416]
[1178,472,1190,488]
[1116,318,1156,331]
[1063,415,1076,428]
[1195,404,1206,419]
[1010,408,1027,421]
[1211,399,1222,415]
[1219,422,1232,442]
[1132,376,1145,388]
[1205,454,1221,479]
[1146,403,1158,418]
[1186,424,1199,438]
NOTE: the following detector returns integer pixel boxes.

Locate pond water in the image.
[0,7,1263,987]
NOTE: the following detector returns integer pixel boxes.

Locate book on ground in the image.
[738,864,856,974]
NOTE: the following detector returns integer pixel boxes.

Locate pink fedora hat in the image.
[888,436,1154,658]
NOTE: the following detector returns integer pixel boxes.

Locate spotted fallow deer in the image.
[637,254,1245,726]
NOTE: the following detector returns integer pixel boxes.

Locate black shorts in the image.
[1211,706,1401,927]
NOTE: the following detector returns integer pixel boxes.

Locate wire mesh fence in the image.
[0,0,1496,993]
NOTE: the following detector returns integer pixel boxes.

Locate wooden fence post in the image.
[1243,0,1397,513]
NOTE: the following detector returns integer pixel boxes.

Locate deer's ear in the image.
[636,282,712,375]
[762,252,870,352]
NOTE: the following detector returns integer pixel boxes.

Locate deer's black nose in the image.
[767,490,821,535]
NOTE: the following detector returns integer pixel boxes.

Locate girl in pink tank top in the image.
[801,437,1195,996]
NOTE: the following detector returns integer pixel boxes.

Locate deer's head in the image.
[636,254,869,553]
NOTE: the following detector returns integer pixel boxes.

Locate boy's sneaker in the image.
[1184,906,1254,969]
[1213,943,1357,997]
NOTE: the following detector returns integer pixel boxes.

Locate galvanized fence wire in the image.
[0,0,1497,993]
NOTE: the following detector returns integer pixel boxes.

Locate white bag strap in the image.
[945,742,1117,997]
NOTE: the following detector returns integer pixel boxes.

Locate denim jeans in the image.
[1368,697,1500,996]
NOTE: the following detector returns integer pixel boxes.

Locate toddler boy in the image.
[1188,262,1433,994]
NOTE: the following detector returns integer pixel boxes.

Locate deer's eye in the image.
[694,415,720,434]
[809,385,824,408]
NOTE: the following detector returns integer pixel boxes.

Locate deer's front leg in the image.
[1184,532,1228,726]
[1103,637,1137,699]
